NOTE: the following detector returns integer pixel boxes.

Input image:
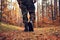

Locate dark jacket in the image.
[17,0,36,12]
[17,0,36,5]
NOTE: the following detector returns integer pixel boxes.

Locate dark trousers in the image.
[20,3,35,30]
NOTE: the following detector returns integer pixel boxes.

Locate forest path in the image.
[0,23,60,40]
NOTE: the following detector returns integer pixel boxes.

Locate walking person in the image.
[17,0,36,32]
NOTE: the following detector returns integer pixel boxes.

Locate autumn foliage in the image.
[1,0,23,26]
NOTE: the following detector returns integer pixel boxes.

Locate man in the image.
[17,0,36,32]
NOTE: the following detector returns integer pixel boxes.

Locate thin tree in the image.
[42,0,44,23]
[59,0,60,17]
[0,0,2,22]
[54,0,57,20]
[59,0,60,23]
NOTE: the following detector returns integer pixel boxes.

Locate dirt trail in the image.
[0,27,60,40]
[0,23,60,40]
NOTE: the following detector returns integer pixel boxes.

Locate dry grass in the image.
[0,22,60,40]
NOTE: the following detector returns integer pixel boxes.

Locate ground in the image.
[0,22,60,40]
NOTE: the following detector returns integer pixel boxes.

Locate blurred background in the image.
[0,0,60,27]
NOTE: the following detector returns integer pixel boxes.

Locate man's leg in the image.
[29,12,35,23]
[28,12,35,31]
[20,4,29,31]
[22,13,28,31]
[27,4,35,31]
